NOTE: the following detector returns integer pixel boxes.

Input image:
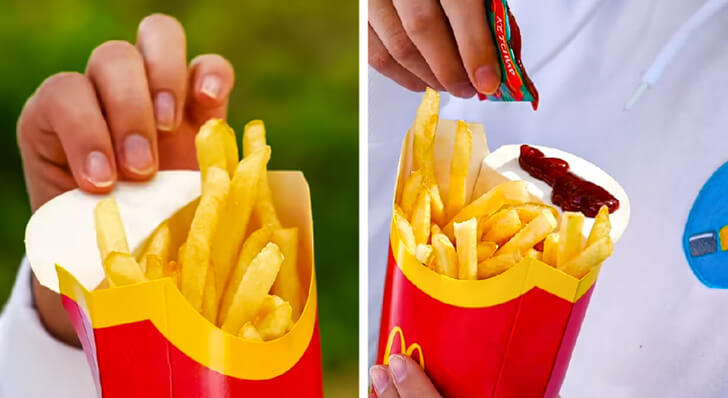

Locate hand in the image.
[17,13,235,346]
[370,355,442,397]
[368,0,500,98]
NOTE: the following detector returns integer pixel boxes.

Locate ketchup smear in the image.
[518,145,619,217]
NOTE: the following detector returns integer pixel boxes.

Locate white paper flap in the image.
[25,171,201,293]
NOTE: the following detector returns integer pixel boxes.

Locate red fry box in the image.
[26,170,323,398]
[376,121,630,398]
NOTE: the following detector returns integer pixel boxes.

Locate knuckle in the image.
[388,32,419,64]
[89,40,140,66]
[37,72,86,99]
[369,48,394,72]
[402,9,436,37]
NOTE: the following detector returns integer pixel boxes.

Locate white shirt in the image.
[369,0,728,397]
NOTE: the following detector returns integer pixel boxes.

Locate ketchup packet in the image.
[479,0,539,110]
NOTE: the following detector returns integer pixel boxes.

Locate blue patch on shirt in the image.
[683,161,728,288]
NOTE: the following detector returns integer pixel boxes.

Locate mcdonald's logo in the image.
[383,326,425,369]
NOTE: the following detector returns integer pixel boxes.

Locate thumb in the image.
[388,355,442,398]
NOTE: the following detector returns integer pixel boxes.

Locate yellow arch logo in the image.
[383,326,425,369]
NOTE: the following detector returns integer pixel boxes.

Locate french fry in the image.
[542,233,559,266]
[482,209,523,245]
[477,241,498,262]
[177,242,186,265]
[254,295,293,341]
[586,205,611,246]
[399,170,424,217]
[219,226,274,325]
[211,146,270,293]
[94,198,129,261]
[445,181,530,237]
[509,203,560,224]
[454,218,478,280]
[478,252,522,279]
[557,212,585,266]
[180,166,230,311]
[431,228,458,278]
[496,209,557,256]
[415,244,434,267]
[271,227,303,320]
[238,321,263,341]
[426,176,446,226]
[412,88,439,173]
[221,242,283,334]
[560,237,613,278]
[525,248,543,261]
[138,222,171,272]
[446,121,472,220]
[411,189,431,245]
[103,252,146,287]
[243,120,282,228]
[201,267,218,323]
[144,254,164,280]
[196,118,239,179]
[393,206,416,253]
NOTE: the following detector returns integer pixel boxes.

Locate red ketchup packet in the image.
[479,0,539,110]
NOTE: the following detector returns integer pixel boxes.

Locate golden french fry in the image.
[393,207,416,253]
[560,237,613,278]
[177,242,186,265]
[525,248,543,261]
[496,209,557,256]
[221,242,283,333]
[196,118,239,179]
[414,243,434,267]
[477,241,498,262]
[104,252,146,287]
[254,295,293,341]
[454,218,478,280]
[238,321,263,341]
[180,166,230,311]
[412,88,439,173]
[219,226,274,325]
[243,120,282,228]
[201,266,218,323]
[508,203,560,224]
[482,209,523,245]
[445,181,530,237]
[211,146,270,293]
[478,252,522,279]
[411,189,431,245]
[144,254,164,280]
[271,227,303,320]
[431,231,458,278]
[446,120,472,220]
[399,170,424,217]
[138,222,171,272]
[94,197,129,261]
[587,205,611,246]
[425,174,446,226]
[557,212,585,266]
[542,233,559,267]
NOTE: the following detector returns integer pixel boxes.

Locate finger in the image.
[18,72,117,203]
[369,25,427,92]
[441,0,501,94]
[369,0,443,90]
[186,54,234,125]
[389,355,442,398]
[392,0,475,98]
[136,13,188,132]
[86,40,158,180]
[370,365,399,398]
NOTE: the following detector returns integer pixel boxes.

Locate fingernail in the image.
[452,80,477,98]
[154,91,175,132]
[475,64,501,94]
[200,74,222,99]
[84,151,114,188]
[388,355,407,384]
[370,366,391,393]
[123,134,154,175]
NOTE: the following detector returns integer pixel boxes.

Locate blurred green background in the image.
[0,0,358,395]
